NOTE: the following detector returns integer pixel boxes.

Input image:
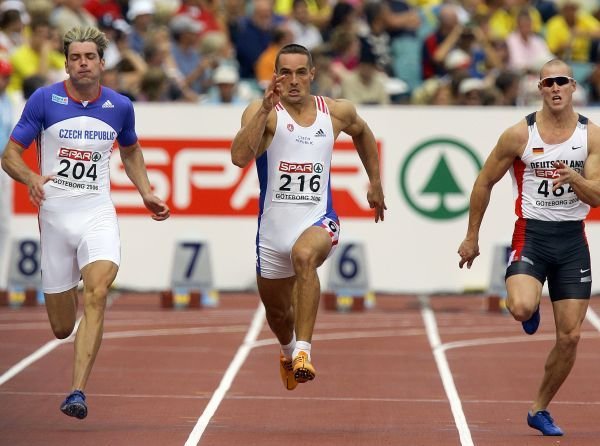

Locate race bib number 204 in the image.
[52,147,101,193]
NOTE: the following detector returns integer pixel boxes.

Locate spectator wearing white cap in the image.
[0,1,27,55]
[127,0,156,55]
[170,14,215,94]
[204,63,248,104]
[0,1,29,26]
[457,76,485,105]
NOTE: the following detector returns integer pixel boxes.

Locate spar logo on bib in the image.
[15,138,380,217]
[399,138,482,220]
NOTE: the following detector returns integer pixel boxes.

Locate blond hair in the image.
[63,27,109,60]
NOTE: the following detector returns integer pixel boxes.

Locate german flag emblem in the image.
[532,147,544,154]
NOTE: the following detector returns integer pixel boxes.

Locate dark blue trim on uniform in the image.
[255,151,269,274]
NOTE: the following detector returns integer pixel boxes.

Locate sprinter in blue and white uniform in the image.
[231,44,386,391]
[1,26,170,419]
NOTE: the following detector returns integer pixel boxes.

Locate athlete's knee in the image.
[291,246,319,272]
[83,285,108,313]
[506,298,535,321]
[265,304,293,326]
[556,329,581,352]
[50,321,76,339]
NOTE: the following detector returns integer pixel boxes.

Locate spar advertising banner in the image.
[10,105,600,292]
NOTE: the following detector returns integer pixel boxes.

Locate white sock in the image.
[293,340,311,360]
[281,332,296,359]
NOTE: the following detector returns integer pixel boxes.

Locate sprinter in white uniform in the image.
[231,44,386,390]
[458,59,600,436]
[1,26,170,419]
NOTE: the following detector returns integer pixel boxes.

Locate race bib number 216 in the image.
[273,161,324,204]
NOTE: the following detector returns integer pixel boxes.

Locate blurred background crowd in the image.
[0,0,598,107]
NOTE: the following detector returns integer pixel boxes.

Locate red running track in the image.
[1,292,600,446]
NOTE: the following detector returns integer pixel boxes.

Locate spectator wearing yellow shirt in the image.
[546,0,600,63]
[8,19,65,93]
[273,0,331,28]
[488,0,543,40]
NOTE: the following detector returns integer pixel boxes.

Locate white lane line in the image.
[184,302,265,446]
[4,389,600,407]
[419,295,474,446]
[102,325,249,339]
[585,306,600,332]
[0,319,80,386]
[0,292,120,386]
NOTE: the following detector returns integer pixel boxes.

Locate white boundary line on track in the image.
[0,337,71,386]
[419,295,474,446]
[0,293,121,387]
[585,306,600,332]
[0,318,81,387]
[184,302,265,446]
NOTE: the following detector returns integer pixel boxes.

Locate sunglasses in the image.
[539,76,574,88]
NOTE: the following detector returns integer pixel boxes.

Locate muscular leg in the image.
[45,288,79,339]
[257,275,295,345]
[531,298,588,412]
[506,274,543,322]
[290,226,332,342]
[71,260,118,391]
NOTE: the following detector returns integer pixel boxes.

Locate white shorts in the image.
[39,202,120,293]
[257,215,340,279]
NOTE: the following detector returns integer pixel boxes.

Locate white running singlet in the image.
[510,112,590,221]
[256,96,338,279]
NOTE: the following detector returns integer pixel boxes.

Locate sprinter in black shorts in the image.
[458,59,600,436]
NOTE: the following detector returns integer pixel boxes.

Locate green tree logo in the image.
[400,138,482,220]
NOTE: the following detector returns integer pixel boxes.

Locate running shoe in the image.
[292,351,316,383]
[522,306,540,335]
[60,390,87,420]
[279,353,298,390]
[527,410,564,436]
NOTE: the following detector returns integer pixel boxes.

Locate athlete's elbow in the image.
[231,151,251,168]
[0,153,9,174]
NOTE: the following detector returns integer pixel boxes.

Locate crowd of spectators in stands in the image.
[0,0,598,106]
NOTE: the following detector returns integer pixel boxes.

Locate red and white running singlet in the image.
[510,112,590,221]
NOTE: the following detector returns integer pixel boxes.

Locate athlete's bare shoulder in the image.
[323,97,362,136]
[587,119,600,155]
[240,99,277,132]
[496,118,529,159]
[324,97,355,121]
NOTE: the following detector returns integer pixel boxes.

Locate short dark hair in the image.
[275,44,313,71]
